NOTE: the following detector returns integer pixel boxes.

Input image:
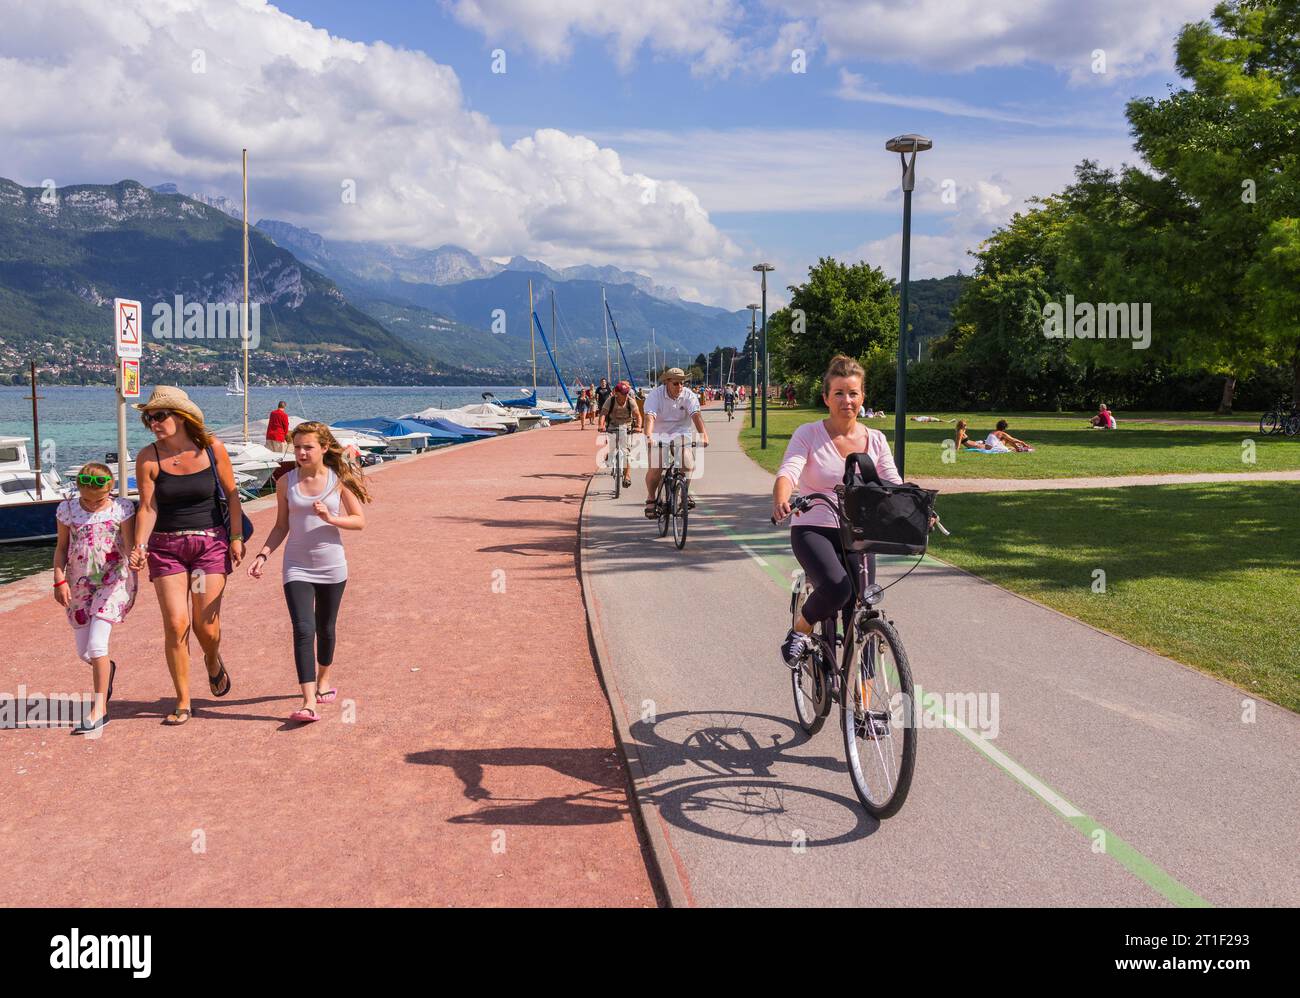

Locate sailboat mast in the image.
[551,289,557,395]
[241,148,249,442]
[602,287,611,383]
[528,278,537,395]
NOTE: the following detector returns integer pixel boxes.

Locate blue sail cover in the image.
[493,391,537,409]
[332,417,464,442]
[398,416,497,439]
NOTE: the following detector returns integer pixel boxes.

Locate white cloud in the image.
[0,0,751,305]
[445,0,745,74]
[785,0,1213,81]
[847,179,1018,280]
[448,0,1214,80]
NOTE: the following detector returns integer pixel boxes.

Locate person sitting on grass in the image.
[955,420,989,450]
[985,420,1032,453]
[1088,404,1117,429]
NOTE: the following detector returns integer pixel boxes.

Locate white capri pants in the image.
[73,618,113,663]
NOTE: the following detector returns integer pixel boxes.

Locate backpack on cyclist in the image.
[839,453,937,556]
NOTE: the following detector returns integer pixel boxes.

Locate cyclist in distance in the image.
[772,354,901,668]
[643,367,708,518]
[723,383,737,417]
[598,380,642,489]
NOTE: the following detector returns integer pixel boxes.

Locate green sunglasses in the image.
[77,474,113,487]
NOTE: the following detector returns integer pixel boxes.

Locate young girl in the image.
[248,422,370,724]
[53,463,138,733]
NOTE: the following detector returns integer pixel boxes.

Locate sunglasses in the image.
[77,474,112,487]
[145,409,174,423]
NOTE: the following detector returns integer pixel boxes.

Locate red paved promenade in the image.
[0,425,655,907]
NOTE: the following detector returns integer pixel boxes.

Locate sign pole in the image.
[116,365,129,499]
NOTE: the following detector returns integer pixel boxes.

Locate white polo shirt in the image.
[644,384,700,439]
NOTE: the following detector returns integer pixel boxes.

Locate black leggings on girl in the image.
[283,580,347,684]
[791,526,875,636]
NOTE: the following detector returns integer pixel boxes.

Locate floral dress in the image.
[55,497,138,626]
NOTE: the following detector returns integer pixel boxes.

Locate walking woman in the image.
[772,355,902,667]
[128,387,244,726]
[53,462,138,733]
[248,421,369,724]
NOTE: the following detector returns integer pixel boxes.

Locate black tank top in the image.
[153,450,222,532]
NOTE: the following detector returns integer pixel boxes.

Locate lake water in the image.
[0,383,553,583]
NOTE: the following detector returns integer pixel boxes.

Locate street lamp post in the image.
[885,133,932,479]
[746,303,759,428]
[752,265,774,448]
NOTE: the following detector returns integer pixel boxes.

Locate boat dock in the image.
[0,425,655,906]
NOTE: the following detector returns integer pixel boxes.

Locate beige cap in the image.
[664,367,686,381]
[132,385,206,425]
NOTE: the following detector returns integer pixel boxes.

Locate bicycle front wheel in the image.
[1286,415,1300,438]
[1261,412,1279,435]
[672,477,689,549]
[842,616,916,818]
[612,447,622,497]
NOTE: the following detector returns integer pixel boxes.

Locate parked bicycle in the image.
[650,437,704,550]
[773,487,948,818]
[1259,398,1300,436]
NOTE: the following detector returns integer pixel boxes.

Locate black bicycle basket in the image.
[839,452,937,555]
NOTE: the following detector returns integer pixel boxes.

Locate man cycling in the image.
[723,383,737,418]
[643,367,708,518]
[598,380,641,489]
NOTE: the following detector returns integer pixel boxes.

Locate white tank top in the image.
[282,467,348,584]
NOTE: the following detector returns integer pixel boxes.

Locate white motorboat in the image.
[215,416,389,461]
[402,406,515,433]
[0,436,71,543]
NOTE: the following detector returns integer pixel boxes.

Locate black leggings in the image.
[283,580,347,684]
[791,526,875,638]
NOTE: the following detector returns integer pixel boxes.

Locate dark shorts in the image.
[147,528,232,581]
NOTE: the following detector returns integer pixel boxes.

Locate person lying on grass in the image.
[985,420,1033,453]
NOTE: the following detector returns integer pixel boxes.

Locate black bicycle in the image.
[774,488,947,818]
[725,397,736,421]
[651,437,703,550]
[1260,398,1300,437]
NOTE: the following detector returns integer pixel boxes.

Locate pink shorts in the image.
[147,528,232,581]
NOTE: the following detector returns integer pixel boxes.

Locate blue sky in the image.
[1,0,1215,307]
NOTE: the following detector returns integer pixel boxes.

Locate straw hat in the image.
[132,385,206,425]
[664,367,686,381]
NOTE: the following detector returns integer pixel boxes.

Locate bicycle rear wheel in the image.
[1286,415,1300,438]
[1261,412,1279,435]
[842,616,916,818]
[672,477,689,549]
[656,480,671,537]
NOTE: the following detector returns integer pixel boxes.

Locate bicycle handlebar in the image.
[771,490,950,535]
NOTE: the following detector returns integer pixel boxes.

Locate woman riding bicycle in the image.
[772,354,901,668]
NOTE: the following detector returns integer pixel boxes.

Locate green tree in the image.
[768,257,898,398]
[1085,0,1300,410]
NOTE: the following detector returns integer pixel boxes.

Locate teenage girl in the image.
[248,422,370,723]
[53,463,138,733]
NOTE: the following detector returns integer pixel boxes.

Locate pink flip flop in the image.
[289,707,319,724]
[316,688,338,704]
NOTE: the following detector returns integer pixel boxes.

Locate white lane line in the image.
[916,683,1084,819]
[738,543,769,566]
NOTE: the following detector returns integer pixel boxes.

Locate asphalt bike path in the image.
[580,407,1300,907]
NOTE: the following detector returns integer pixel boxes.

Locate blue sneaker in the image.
[780,628,812,669]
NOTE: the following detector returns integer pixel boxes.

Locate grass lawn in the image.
[926,482,1300,712]
[739,406,1300,479]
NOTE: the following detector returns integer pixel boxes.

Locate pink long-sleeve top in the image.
[776,420,902,530]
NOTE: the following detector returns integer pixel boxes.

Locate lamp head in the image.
[885,134,933,153]
[752,263,775,273]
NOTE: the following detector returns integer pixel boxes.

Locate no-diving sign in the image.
[114,298,142,358]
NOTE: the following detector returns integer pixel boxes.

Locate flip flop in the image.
[163,708,192,726]
[315,688,338,704]
[207,656,232,698]
[289,707,319,723]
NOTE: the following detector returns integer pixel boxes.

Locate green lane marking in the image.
[694,503,1213,909]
